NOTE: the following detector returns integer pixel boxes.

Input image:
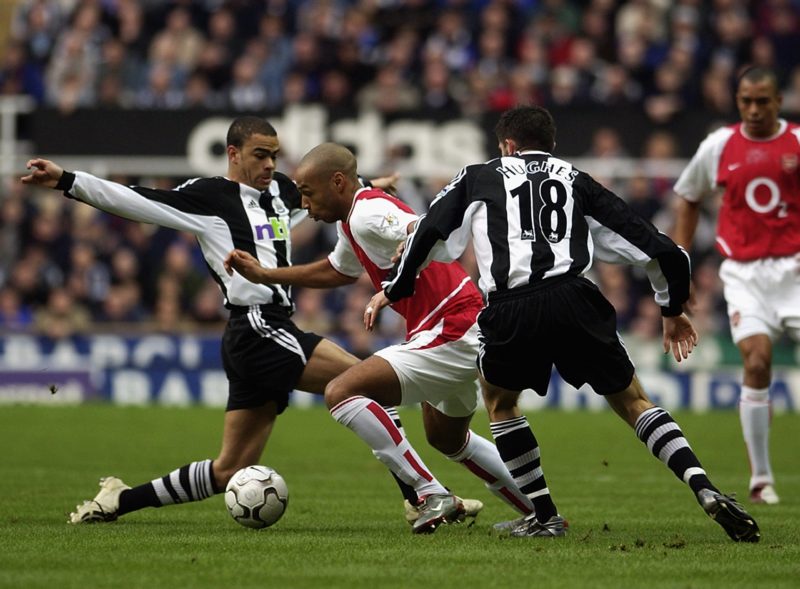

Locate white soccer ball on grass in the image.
[225,465,288,529]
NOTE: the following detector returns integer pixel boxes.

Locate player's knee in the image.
[741,350,771,382]
[324,375,352,409]
[425,428,462,455]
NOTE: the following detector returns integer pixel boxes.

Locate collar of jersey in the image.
[346,187,372,223]
[739,119,787,142]
[515,150,552,156]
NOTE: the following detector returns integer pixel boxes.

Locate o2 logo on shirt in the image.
[254,217,289,241]
[744,177,788,218]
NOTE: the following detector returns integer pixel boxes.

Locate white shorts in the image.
[719,256,800,343]
[374,321,480,418]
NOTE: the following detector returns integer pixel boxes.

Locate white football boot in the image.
[749,484,780,505]
[404,496,483,525]
[69,477,131,524]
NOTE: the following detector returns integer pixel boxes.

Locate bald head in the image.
[297,143,358,183]
[295,143,359,223]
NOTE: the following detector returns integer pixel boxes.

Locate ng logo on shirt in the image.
[254,217,289,241]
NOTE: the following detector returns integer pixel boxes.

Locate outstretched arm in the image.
[225,249,356,288]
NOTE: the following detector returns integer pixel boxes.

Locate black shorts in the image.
[477,276,634,396]
[222,305,323,413]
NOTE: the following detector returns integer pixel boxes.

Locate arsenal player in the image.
[674,67,800,505]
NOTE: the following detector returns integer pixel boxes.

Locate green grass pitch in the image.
[1,404,798,589]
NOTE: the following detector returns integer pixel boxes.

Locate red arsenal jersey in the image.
[328,188,483,339]
[674,120,800,260]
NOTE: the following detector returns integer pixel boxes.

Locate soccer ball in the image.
[225,465,289,529]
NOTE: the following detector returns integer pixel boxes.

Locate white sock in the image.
[331,396,447,498]
[739,386,773,489]
[447,430,534,515]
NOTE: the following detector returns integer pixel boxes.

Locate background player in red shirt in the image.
[674,67,800,505]
[226,143,541,534]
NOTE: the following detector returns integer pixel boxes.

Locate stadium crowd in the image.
[1,0,799,354]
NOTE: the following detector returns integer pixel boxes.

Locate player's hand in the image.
[364,290,392,331]
[224,249,266,283]
[662,313,698,362]
[21,158,64,188]
[391,240,406,264]
[370,172,400,196]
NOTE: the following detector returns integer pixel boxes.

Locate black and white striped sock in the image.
[634,407,719,495]
[490,416,557,522]
[118,459,218,515]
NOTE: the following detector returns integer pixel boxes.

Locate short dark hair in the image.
[494,106,556,152]
[737,66,780,94]
[226,116,277,148]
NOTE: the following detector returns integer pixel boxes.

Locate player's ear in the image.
[227,145,239,165]
[332,171,344,192]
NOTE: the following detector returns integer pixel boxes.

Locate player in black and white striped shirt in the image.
[23,117,472,525]
[383,106,760,542]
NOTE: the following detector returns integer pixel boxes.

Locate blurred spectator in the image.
[0,41,45,102]
[547,65,581,106]
[65,241,110,307]
[590,63,641,105]
[290,32,324,99]
[184,70,224,109]
[701,67,735,115]
[94,283,144,323]
[757,0,800,78]
[357,65,420,112]
[709,5,752,73]
[0,286,33,331]
[586,126,628,159]
[195,41,232,91]
[622,173,660,222]
[45,29,99,112]
[644,63,687,123]
[420,59,459,112]
[1,200,23,281]
[189,278,226,325]
[115,0,149,62]
[11,0,65,66]
[207,8,243,60]
[135,62,185,109]
[566,36,603,101]
[228,54,269,111]
[33,287,91,340]
[148,6,204,73]
[257,14,293,96]
[96,38,143,105]
[423,9,472,72]
[319,69,353,110]
[158,241,205,309]
[292,288,335,335]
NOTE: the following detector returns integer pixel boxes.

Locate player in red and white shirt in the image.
[226,143,539,533]
[674,67,800,506]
